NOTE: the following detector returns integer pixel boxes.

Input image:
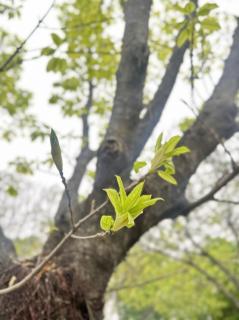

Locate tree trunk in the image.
[0,2,239,319]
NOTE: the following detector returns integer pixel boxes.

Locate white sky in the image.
[0,0,238,186]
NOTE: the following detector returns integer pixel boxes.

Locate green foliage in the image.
[41,47,55,56]
[9,157,34,175]
[47,57,68,73]
[176,1,220,48]
[50,129,63,173]
[112,239,239,320]
[133,161,147,173]
[0,1,23,19]
[6,185,18,197]
[100,176,162,232]
[134,134,190,185]
[0,30,31,116]
[45,0,118,120]
[14,236,42,258]
[150,134,190,184]
[51,32,64,46]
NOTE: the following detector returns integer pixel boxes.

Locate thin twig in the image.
[0,0,55,73]
[71,232,108,240]
[60,172,75,228]
[181,99,238,170]
[212,197,239,205]
[179,167,239,216]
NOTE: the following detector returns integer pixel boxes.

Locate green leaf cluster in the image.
[176,2,220,48]
[44,0,118,120]
[100,176,162,232]
[134,134,190,185]
[151,134,190,185]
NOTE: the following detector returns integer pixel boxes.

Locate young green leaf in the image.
[177,28,189,48]
[172,146,190,156]
[41,47,55,56]
[50,129,63,173]
[155,133,163,152]
[115,175,127,205]
[100,215,114,231]
[103,188,122,215]
[157,171,177,185]
[133,161,147,173]
[125,182,145,211]
[101,176,162,232]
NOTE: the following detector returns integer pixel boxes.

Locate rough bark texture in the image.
[0,2,239,319]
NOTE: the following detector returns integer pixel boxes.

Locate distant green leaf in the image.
[201,17,220,32]
[49,95,60,104]
[100,215,114,231]
[47,58,67,73]
[158,171,177,185]
[198,3,218,16]
[184,2,196,14]
[101,177,160,232]
[51,33,64,46]
[133,161,147,173]
[6,185,18,197]
[41,47,55,56]
[177,28,189,48]
[62,77,79,91]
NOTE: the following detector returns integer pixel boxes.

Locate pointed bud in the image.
[50,129,63,173]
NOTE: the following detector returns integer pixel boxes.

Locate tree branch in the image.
[55,81,95,228]
[0,0,55,72]
[132,41,188,160]
[106,0,152,141]
[0,227,16,272]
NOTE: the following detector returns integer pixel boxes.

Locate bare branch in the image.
[182,99,238,171]
[185,226,239,292]
[55,82,95,227]
[0,0,55,72]
[212,197,239,205]
[178,167,239,217]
